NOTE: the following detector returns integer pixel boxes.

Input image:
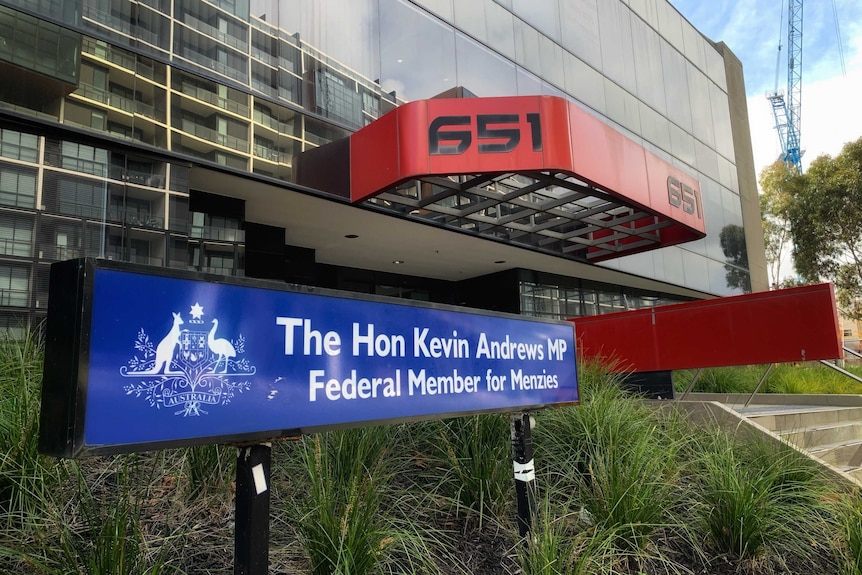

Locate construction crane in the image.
[767,0,803,172]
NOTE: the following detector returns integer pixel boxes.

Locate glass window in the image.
[657,1,684,53]
[695,140,720,183]
[0,165,37,208]
[512,0,560,42]
[411,0,453,21]
[700,176,726,262]
[0,265,29,307]
[379,0,456,101]
[687,62,714,149]
[596,0,636,94]
[0,129,39,163]
[484,0,515,60]
[560,0,601,69]
[709,81,734,160]
[537,33,564,89]
[681,248,710,293]
[0,213,32,257]
[681,18,706,71]
[454,0,486,43]
[668,122,695,166]
[631,16,666,116]
[638,101,671,154]
[516,66,542,95]
[300,0,380,81]
[454,33,517,97]
[705,42,727,92]
[513,18,541,74]
[564,52,605,115]
[56,177,108,219]
[660,40,692,133]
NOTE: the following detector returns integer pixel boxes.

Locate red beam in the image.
[570,284,842,372]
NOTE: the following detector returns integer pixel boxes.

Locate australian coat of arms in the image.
[122,302,256,416]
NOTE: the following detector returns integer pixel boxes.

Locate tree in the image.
[786,137,862,318]
[758,161,798,287]
[719,224,751,292]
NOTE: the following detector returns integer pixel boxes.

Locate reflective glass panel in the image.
[379,0,456,101]
[560,0,601,69]
[455,33,517,97]
[512,0,559,42]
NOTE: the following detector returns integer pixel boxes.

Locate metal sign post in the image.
[234,443,272,575]
[511,413,536,539]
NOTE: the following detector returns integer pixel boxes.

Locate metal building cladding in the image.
[0,0,766,332]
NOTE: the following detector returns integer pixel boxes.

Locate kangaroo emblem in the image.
[143,312,184,374]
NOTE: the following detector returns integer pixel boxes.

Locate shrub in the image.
[428,414,512,521]
[536,366,684,554]
[294,426,400,575]
[692,431,828,563]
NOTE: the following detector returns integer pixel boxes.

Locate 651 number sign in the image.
[666,175,703,219]
[429,113,543,155]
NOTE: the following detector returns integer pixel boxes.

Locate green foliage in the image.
[675,363,862,395]
[55,458,181,575]
[183,445,234,499]
[518,501,620,575]
[834,493,862,575]
[759,161,798,287]
[536,375,683,554]
[294,427,399,575]
[785,137,862,318]
[720,224,751,292]
[429,414,512,521]
[692,432,827,561]
[0,329,67,527]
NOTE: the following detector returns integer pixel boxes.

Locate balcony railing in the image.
[175,50,247,83]
[116,211,164,229]
[178,83,249,116]
[253,111,294,134]
[180,120,249,153]
[190,225,245,242]
[0,288,29,307]
[0,238,31,257]
[74,84,163,121]
[181,13,247,51]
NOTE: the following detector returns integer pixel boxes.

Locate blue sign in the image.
[40,261,577,456]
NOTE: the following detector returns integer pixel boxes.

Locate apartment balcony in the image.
[0,237,31,257]
[73,84,162,122]
[178,82,249,116]
[253,111,295,136]
[195,265,244,277]
[0,288,28,307]
[190,225,245,243]
[39,245,84,261]
[180,120,249,154]
[180,13,247,52]
[116,211,163,229]
[114,253,164,266]
[175,48,247,84]
[253,144,281,163]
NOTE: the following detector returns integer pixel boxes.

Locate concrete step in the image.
[776,421,862,450]
[838,465,862,482]
[807,439,862,468]
[745,406,862,432]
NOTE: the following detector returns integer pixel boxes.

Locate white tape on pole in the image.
[252,463,268,495]
[513,458,535,482]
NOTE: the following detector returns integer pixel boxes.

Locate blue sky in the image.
[669,0,862,175]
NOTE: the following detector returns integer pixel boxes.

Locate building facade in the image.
[0,0,767,334]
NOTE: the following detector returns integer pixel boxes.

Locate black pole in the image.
[510,413,536,539]
[235,443,272,575]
